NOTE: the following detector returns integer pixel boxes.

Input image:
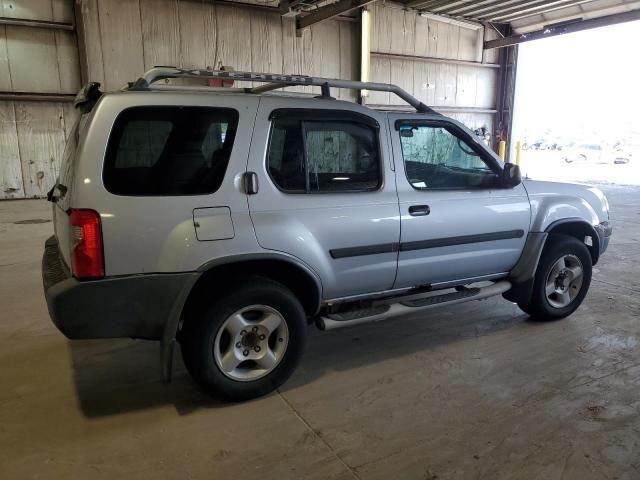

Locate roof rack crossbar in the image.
[131,67,437,114]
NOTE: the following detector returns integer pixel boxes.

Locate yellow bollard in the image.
[516,140,521,166]
[498,140,506,161]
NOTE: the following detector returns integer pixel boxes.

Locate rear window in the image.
[103,106,239,196]
[267,116,381,193]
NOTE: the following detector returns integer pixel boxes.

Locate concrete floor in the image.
[1,185,639,480]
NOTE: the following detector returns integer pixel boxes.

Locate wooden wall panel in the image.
[5,27,59,93]
[1,0,50,20]
[139,0,181,71]
[457,25,481,62]
[455,65,477,107]
[0,100,81,200]
[370,2,390,53]
[0,101,24,199]
[0,0,72,22]
[412,60,436,106]
[62,102,79,139]
[389,7,415,56]
[281,17,313,95]
[441,64,458,106]
[371,4,498,134]
[77,0,105,85]
[338,20,357,101]
[435,21,460,59]
[390,58,413,104]
[55,30,81,93]
[0,1,81,199]
[250,11,282,73]
[177,0,209,69]
[2,25,79,93]
[97,0,144,91]
[413,15,432,58]
[369,57,390,105]
[311,21,340,82]
[0,25,11,91]
[52,0,73,22]
[476,68,498,109]
[216,5,253,71]
[14,102,67,198]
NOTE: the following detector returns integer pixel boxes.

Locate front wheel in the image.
[518,234,592,320]
[180,277,307,401]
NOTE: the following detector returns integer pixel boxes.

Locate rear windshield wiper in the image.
[46,183,68,203]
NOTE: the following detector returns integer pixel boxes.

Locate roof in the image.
[397,0,640,34]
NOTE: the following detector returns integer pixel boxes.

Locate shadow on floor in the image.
[69,297,533,418]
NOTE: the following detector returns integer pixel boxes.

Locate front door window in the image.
[398,124,500,190]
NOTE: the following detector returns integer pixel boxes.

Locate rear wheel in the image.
[518,234,592,320]
[180,277,306,401]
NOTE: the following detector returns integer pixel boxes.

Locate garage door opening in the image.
[510,20,640,186]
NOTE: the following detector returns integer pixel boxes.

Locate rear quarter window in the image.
[103,106,239,196]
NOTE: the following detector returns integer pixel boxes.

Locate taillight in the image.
[69,209,104,279]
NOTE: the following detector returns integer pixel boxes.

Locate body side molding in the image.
[329,230,525,259]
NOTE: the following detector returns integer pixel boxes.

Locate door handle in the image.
[244,171,259,195]
[409,205,430,216]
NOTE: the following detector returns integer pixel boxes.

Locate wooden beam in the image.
[485,9,640,49]
[0,92,75,102]
[371,51,500,68]
[297,0,378,31]
[0,17,74,31]
[204,0,286,14]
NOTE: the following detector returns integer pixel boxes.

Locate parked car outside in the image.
[563,144,631,164]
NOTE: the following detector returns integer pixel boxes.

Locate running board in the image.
[316,281,512,331]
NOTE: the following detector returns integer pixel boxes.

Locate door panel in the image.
[247,98,400,299]
[389,114,531,289]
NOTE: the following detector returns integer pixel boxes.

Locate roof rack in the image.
[130,67,437,114]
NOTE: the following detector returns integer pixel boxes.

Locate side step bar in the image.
[316,281,512,331]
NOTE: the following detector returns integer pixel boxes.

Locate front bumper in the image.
[594,221,612,257]
[42,236,198,340]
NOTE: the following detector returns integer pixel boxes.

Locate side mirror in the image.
[502,162,522,188]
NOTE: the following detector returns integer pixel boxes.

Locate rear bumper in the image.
[42,236,198,340]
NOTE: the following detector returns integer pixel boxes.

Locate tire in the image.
[518,234,592,320]
[180,277,306,401]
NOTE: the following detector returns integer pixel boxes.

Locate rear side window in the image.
[267,114,381,193]
[103,106,238,195]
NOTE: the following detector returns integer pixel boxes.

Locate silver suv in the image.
[42,68,612,401]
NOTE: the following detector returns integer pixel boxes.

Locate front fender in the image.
[529,194,599,232]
